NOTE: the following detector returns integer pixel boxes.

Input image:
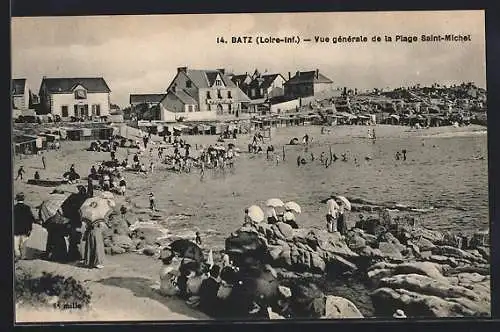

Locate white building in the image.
[159,67,250,122]
[38,77,111,120]
[12,79,30,111]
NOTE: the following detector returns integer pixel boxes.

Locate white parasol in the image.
[266,198,284,208]
[247,205,265,223]
[283,211,295,221]
[284,201,302,214]
[336,195,352,211]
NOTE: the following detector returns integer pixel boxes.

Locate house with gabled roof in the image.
[12,78,30,111]
[229,72,253,97]
[284,69,334,98]
[159,67,251,122]
[38,77,111,119]
[247,73,286,100]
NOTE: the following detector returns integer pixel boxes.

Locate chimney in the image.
[177,67,187,73]
[288,72,291,80]
[217,68,225,74]
[316,69,319,79]
[296,71,300,77]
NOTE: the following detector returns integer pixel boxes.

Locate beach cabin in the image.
[13,134,46,155]
[63,125,114,141]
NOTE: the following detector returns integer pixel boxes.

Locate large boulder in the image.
[378,232,406,252]
[377,242,404,262]
[131,226,165,245]
[415,237,436,251]
[371,287,489,317]
[323,296,364,319]
[275,222,294,241]
[293,229,359,259]
[111,246,126,255]
[431,246,487,264]
[111,234,134,250]
[370,273,491,317]
[367,261,447,287]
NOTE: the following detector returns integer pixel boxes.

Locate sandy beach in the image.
[13,124,488,321]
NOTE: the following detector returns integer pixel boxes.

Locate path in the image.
[16,226,209,322]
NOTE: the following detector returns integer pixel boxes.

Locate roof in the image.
[172,89,198,105]
[237,88,251,103]
[41,77,111,94]
[285,71,333,85]
[179,69,237,89]
[231,74,251,85]
[130,94,166,104]
[249,74,284,90]
[12,79,26,95]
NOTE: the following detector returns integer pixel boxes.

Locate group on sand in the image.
[13,189,125,270]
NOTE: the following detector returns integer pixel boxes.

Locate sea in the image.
[151,128,488,317]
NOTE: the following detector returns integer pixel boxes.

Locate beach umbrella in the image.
[266,198,284,208]
[79,196,115,224]
[336,195,352,211]
[38,194,70,223]
[247,205,265,223]
[283,211,296,221]
[168,239,204,262]
[284,201,302,214]
[61,192,88,221]
[44,210,71,226]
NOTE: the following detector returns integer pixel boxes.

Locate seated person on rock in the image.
[199,265,222,316]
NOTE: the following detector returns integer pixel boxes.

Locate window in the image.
[217,89,222,99]
[186,80,192,88]
[228,104,232,113]
[215,79,222,86]
[74,89,87,99]
[208,104,211,111]
[61,105,68,117]
[92,104,101,116]
[206,91,211,99]
[251,89,256,97]
[227,90,232,99]
[188,105,194,112]
[260,88,264,96]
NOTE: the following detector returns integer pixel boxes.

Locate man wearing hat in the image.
[14,193,36,260]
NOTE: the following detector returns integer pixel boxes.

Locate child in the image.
[149,192,156,211]
[119,177,127,196]
[195,232,202,246]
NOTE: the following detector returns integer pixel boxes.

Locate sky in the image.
[11,11,486,108]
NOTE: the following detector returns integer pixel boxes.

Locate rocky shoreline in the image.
[100,207,490,318]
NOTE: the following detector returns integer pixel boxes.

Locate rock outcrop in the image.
[225,222,359,274]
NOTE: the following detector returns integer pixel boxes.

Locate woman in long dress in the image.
[44,209,70,262]
[83,219,106,268]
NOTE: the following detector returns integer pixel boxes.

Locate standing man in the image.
[15,166,25,180]
[14,193,36,260]
[149,192,157,211]
[326,196,340,233]
[41,153,46,170]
